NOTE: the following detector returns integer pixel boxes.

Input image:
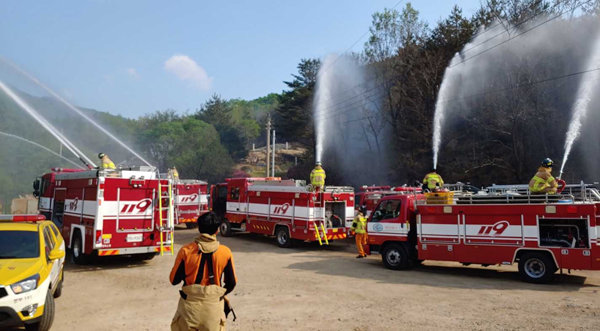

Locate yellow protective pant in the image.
[355,233,368,257]
[171,284,227,331]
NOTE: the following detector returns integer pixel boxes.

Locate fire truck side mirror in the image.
[33,178,40,198]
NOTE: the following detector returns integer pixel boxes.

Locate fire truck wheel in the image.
[26,291,55,331]
[381,243,409,270]
[275,226,292,248]
[518,252,557,283]
[71,232,90,265]
[220,220,233,237]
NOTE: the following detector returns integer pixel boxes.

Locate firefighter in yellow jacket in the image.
[529,158,558,194]
[352,207,368,258]
[170,212,237,331]
[98,153,116,170]
[310,162,326,191]
[422,169,444,192]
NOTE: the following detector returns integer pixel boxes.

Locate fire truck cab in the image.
[210,177,355,247]
[355,185,420,217]
[34,167,174,263]
[367,184,600,283]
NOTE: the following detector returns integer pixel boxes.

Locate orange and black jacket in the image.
[170,242,237,295]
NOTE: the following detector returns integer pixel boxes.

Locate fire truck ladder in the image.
[158,181,174,256]
[313,220,329,246]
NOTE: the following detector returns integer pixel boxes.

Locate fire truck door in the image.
[212,185,228,218]
[52,188,66,229]
[368,199,408,238]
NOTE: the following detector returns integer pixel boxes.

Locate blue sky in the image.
[1,1,480,118]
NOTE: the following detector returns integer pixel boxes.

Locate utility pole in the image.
[272,130,276,177]
[266,114,271,177]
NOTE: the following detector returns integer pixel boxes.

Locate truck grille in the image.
[0,287,7,299]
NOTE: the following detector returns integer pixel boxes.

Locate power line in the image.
[449,0,593,68]
[318,65,600,125]
[317,0,405,76]
[459,0,570,55]
[436,65,600,105]
[313,0,593,123]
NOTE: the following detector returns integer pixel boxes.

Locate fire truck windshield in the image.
[371,199,401,222]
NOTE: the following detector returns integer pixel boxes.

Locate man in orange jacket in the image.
[170,212,237,331]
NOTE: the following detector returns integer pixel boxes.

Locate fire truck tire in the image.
[275,226,292,248]
[381,243,410,270]
[53,270,63,298]
[220,220,233,237]
[71,232,90,265]
[26,291,55,331]
[518,252,557,283]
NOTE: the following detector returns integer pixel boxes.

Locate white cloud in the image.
[126,68,139,78]
[164,55,212,90]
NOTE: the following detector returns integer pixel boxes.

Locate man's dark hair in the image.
[197,212,220,234]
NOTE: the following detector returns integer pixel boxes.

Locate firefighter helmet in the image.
[98,153,105,159]
[542,158,553,168]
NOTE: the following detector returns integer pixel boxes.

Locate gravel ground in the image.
[51,227,600,330]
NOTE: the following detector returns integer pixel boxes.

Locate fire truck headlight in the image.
[11,274,39,294]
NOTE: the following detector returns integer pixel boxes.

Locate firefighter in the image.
[351,207,368,258]
[529,158,558,194]
[98,153,116,170]
[168,167,180,180]
[170,212,237,331]
[310,162,326,191]
[422,169,444,192]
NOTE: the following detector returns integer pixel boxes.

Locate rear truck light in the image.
[96,230,102,244]
[0,214,45,221]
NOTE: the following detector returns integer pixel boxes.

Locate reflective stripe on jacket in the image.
[529,167,557,193]
[352,215,367,234]
[310,168,326,187]
[102,161,116,169]
[423,173,444,190]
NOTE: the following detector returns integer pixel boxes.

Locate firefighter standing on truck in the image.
[170,212,237,331]
[422,169,444,192]
[352,207,368,258]
[529,158,558,194]
[310,162,326,191]
[98,153,116,170]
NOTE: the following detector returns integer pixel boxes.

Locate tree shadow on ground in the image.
[287,255,598,291]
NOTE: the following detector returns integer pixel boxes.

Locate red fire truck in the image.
[366,184,600,283]
[210,177,355,247]
[34,166,174,263]
[173,179,209,228]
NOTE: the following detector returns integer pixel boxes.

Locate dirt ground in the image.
[51,227,600,331]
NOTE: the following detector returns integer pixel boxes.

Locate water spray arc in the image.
[0,80,96,168]
[1,58,152,167]
[313,55,338,164]
[0,130,84,169]
[559,32,600,179]
[432,54,462,170]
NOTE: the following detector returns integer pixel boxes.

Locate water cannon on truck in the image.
[366,182,600,283]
